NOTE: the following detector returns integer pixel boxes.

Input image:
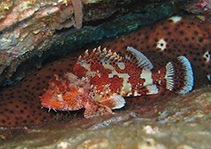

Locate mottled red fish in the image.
[40,46,194,118]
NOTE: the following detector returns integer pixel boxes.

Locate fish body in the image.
[40,47,194,118]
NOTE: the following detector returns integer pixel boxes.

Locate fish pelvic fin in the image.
[99,94,126,110]
[163,56,194,94]
[84,100,114,118]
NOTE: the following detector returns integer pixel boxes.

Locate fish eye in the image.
[57,84,67,94]
[59,86,65,92]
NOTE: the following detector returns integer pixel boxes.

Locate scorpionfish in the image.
[40,46,194,118]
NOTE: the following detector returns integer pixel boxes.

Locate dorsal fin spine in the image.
[84,50,89,56]
[102,48,107,53]
[77,55,82,62]
[96,47,101,53]
[92,48,96,53]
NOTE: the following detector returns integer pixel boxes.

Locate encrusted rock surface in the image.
[184,0,211,22]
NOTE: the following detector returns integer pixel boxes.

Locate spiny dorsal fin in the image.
[125,47,153,71]
[78,47,123,64]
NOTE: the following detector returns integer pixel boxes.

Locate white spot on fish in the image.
[80,61,91,71]
[158,80,161,84]
[121,82,132,95]
[117,62,126,70]
[103,63,115,70]
[169,16,182,23]
[158,70,161,74]
[140,70,153,86]
[156,39,167,51]
[105,63,132,96]
[203,51,210,63]
[146,84,159,95]
[134,90,139,96]
[126,92,132,96]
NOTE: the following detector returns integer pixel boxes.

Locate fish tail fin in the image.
[164,56,194,94]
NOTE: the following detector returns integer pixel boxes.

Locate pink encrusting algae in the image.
[40,47,194,118]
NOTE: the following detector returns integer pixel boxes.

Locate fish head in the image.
[40,74,84,111]
[40,75,70,110]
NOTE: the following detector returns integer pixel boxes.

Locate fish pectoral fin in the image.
[84,101,113,118]
[99,94,126,110]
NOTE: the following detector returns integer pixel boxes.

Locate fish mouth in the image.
[41,99,65,110]
[41,102,50,107]
[41,102,55,109]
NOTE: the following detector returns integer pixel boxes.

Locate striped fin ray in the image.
[164,56,194,94]
[125,47,154,71]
